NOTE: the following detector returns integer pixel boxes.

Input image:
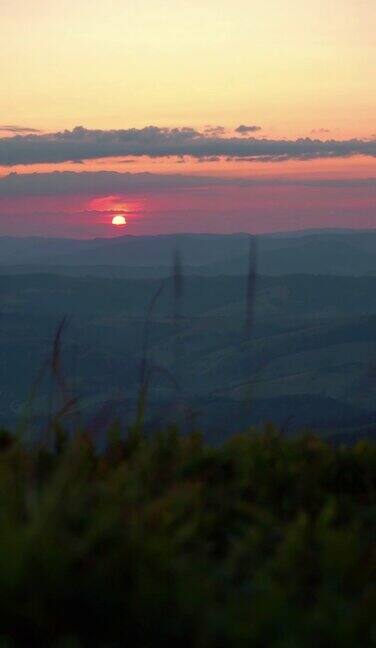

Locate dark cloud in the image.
[204,126,227,136]
[235,124,262,134]
[311,128,330,134]
[0,170,227,196]
[0,170,374,198]
[0,127,375,166]
[196,156,221,163]
[0,124,41,135]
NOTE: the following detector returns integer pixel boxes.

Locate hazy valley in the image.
[1,230,375,443]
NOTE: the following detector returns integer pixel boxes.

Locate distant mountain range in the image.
[1,229,376,276]
[1,267,376,441]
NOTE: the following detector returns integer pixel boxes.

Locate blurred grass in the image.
[0,425,374,646]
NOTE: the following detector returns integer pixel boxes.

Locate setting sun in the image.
[112,214,127,226]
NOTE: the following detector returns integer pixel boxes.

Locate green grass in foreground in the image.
[0,426,375,647]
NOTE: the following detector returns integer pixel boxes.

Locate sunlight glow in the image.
[112,214,127,226]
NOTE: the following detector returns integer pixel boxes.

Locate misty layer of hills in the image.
[2,229,376,277]
[0,229,376,442]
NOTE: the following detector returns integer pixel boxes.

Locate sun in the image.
[112,214,127,226]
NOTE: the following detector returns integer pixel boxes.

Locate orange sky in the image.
[1,0,375,138]
[2,155,375,181]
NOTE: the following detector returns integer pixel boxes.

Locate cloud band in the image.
[0,126,375,166]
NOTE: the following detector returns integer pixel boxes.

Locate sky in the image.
[0,0,375,237]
